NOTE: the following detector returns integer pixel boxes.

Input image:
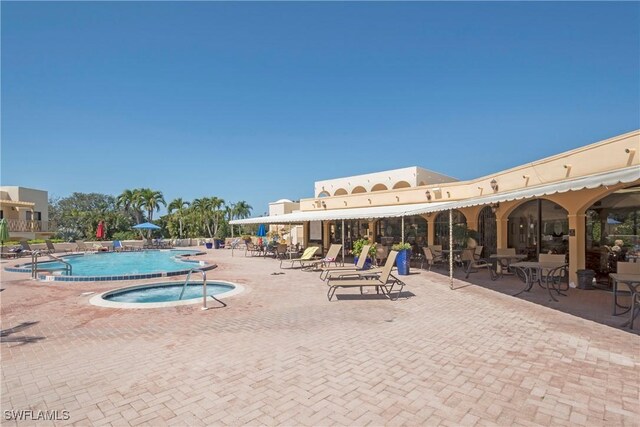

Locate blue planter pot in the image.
[396,249,411,275]
[205,242,213,249]
[354,256,372,270]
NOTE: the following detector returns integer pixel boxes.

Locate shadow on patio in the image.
[423,266,640,335]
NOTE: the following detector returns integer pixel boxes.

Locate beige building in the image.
[231,130,640,284]
[0,186,54,240]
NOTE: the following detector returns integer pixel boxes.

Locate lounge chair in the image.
[113,240,132,252]
[75,241,94,252]
[19,240,38,256]
[304,244,342,271]
[319,244,372,281]
[280,246,320,269]
[326,251,405,301]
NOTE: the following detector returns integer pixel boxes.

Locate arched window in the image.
[317,191,330,198]
[585,184,640,275]
[392,181,411,189]
[371,183,388,192]
[434,210,466,249]
[334,188,348,196]
[477,206,497,257]
[352,186,366,194]
[507,199,568,259]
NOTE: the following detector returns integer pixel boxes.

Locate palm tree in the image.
[192,198,214,238]
[139,188,166,222]
[116,189,144,224]
[168,198,190,238]
[231,201,252,236]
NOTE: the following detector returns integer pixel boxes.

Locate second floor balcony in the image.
[4,219,57,233]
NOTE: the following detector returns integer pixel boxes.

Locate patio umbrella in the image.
[132,222,161,230]
[0,218,9,250]
[256,224,267,237]
[96,221,105,240]
[133,222,161,243]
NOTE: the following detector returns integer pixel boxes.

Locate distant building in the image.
[0,186,54,240]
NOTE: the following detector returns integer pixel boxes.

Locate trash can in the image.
[576,269,595,290]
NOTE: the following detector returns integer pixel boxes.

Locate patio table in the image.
[489,254,527,276]
[609,273,640,329]
[511,261,567,302]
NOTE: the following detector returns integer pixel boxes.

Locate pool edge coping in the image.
[89,280,245,309]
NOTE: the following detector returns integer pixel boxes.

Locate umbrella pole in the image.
[401,216,405,244]
[449,209,453,290]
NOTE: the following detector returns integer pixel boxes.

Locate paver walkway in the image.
[1,249,639,426]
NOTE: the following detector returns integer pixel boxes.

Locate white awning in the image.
[230,201,452,225]
[404,165,640,216]
[232,166,639,225]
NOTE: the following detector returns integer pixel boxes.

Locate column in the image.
[567,213,586,285]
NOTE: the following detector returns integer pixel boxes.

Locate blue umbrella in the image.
[133,222,161,230]
[607,217,622,225]
[256,224,267,237]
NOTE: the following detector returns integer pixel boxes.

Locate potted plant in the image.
[205,238,213,249]
[392,242,412,275]
[351,238,377,269]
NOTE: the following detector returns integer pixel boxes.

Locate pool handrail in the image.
[31,251,72,279]
[179,268,227,310]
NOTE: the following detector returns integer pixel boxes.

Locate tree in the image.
[229,201,252,236]
[49,193,133,240]
[116,189,143,224]
[168,198,190,238]
[138,188,166,222]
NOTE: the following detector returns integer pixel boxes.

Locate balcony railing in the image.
[4,219,57,233]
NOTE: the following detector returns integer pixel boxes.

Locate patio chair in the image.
[245,242,263,257]
[274,243,289,260]
[612,261,640,315]
[421,247,445,271]
[473,245,484,259]
[326,251,405,301]
[280,246,320,269]
[319,244,372,280]
[462,248,497,280]
[496,247,517,272]
[304,244,342,271]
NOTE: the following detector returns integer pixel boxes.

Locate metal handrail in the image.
[31,251,72,279]
[179,268,226,310]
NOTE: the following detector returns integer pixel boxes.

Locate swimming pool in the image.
[6,250,215,281]
[90,280,244,308]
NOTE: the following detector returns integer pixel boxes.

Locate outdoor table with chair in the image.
[608,272,640,330]
[511,259,568,302]
[489,253,527,277]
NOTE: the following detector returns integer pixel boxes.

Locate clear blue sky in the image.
[2,2,639,216]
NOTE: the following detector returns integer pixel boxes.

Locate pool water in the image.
[33,250,198,276]
[104,282,235,303]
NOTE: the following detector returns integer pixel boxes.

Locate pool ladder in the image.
[179,268,227,310]
[31,251,72,279]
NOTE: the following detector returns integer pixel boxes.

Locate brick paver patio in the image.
[1,248,639,426]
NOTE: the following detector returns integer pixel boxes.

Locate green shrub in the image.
[112,231,139,241]
[391,242,412,251]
